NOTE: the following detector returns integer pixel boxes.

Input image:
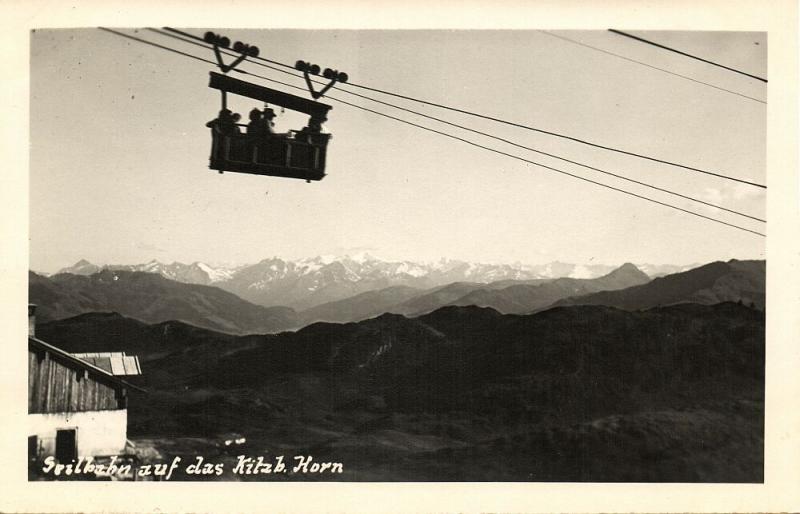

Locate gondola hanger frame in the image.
[203,31,259,73]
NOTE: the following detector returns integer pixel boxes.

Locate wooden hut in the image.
[27,304,142,465]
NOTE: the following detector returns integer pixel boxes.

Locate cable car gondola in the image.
[207,72,333,181]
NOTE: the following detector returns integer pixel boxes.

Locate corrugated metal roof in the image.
[28,338,145,393]
[123,355,142,375]
[71,352,142,376]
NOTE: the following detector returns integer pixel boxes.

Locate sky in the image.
[30,28,767,272]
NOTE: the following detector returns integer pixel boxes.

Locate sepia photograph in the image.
[3,1,799,512]
[27,25,768,482]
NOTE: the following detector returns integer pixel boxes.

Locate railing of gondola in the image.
[211,128,329,173]
[285,141,293,168]
[210,131,219,161]
[223,136,231,161]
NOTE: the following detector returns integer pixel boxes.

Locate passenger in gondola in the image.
[206,109,240,135]
[294,126,310,144]
[295,117,320,144]
[230,113,242,133]
[308,118,329,144]
[246,108,264,137]
[262,107,277,134]
[206,108,230,130]
[308,118,322,134]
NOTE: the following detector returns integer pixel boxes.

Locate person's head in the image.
[219,108,233,119]
[249,108,262,121]
[232,113,241,122]
[263,108,276,120]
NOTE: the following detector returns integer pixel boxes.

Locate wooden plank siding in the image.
[29,347,124,414]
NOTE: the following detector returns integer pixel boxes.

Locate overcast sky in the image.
[30,29,766,272]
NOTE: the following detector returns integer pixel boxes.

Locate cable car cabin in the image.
[208,125,330,181]
[207,72,333,181]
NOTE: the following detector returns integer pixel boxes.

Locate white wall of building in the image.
[29,409,128,459]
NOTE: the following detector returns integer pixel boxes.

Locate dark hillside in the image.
[39,302,764,482]
[301,285,424,324]
[30,270,298,334]
[551,260,765,312]
[446,263,651,314]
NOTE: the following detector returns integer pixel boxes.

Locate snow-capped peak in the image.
[346,251,376,264]
[197,262,234,282]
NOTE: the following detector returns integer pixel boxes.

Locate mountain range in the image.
[303,262,651,323]
[55,256,697,310]
[31,259,765,333]
[58,258,238,284]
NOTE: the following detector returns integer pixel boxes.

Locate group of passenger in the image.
[206,107,275,135]
[207,105,326,144]
[205,108,241,134]
[246,107,277,137]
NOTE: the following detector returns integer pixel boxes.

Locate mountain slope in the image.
[550,260,765,311]
[41,302,763,403]
[29,270,298,334]
[300,285,424,324]
[387,282,488,316]
[36,311,238,359]
[445,263,651,314]
[39,302,764,482]
[35,312,264,389]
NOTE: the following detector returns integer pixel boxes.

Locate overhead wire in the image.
[326,97,765,237]
[147,27,764,223]
[538,30,766,104]
[98,27,766,238]
[161,27,766,190]
[149,28,302,78]
[161,27,297,70]
[100,28,220,67]
[608,29,768,83]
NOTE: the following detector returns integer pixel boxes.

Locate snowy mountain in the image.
[54,255,694,310]
[58,259,239,285]
[636,263,700,278]
[218,255,556,310]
